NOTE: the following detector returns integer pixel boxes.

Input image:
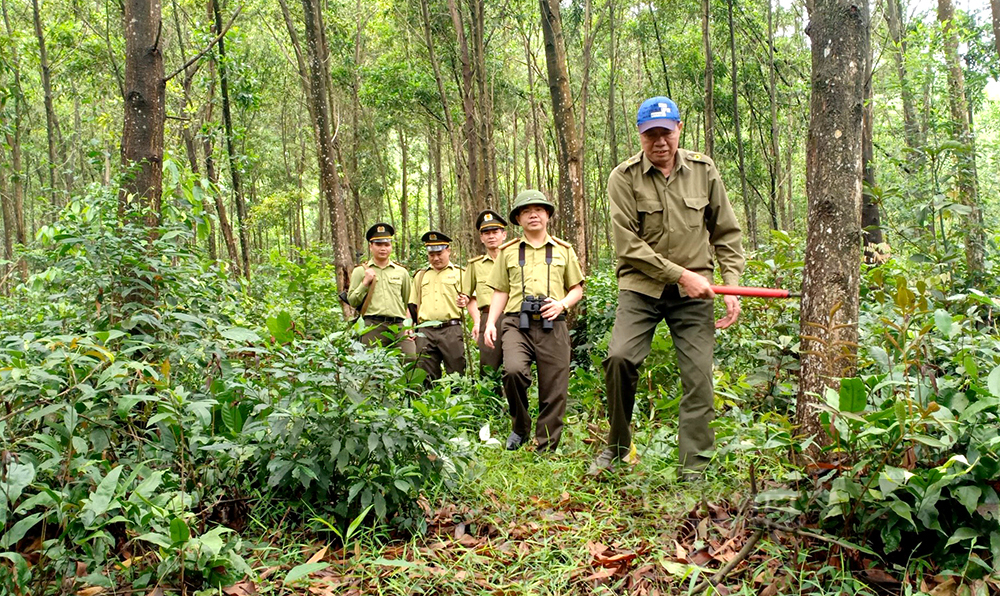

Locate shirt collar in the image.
[640,150,690,176]
[520,234,556,249]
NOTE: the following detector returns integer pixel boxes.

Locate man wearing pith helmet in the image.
[346,223,416,356]
[590,96,745,477]
[464,210,508,384]
[483,190,584,452]
[408,231,468,385]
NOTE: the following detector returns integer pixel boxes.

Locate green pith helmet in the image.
[509,189,556,224]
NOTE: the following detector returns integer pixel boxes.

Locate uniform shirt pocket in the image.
[636,198,665,242]
[682,196,709,229]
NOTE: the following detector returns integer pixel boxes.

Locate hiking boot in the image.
[587,448,621,476]
[505,432,526,451]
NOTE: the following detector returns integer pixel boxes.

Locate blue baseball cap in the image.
[637,96,681,133]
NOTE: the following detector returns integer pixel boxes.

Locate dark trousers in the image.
[500,316,570,451]
[361,318,416,357]
[602,287,715,470]
[477,308,503,396]
[415,324,466,383]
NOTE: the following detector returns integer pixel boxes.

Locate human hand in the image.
[540,297,565,321]
[678,270,715,299]
[456,293,469,308]
[484,323,497,348]
[472,321,480,339]
[716,294,741,329]
[362,268,377,287]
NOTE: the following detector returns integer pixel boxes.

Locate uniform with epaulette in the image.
[347,223,416,355]
[485,191,585,452]
[592,96,745,477]
[409,231,467,384]
[464,209,508,376]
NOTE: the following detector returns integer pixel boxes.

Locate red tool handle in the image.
[710,285,798,298]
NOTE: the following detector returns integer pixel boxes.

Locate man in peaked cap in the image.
[483,190,584,452]
[464,210,509,385]
[346,223,416,355]
[589,96,745,478]
[409,231,468,384]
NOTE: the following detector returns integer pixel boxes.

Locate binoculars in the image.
[519,295,553,331]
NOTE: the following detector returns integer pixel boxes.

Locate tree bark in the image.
[727,0,755,249]
[211,0,251,278]
[702,0,715,158]
[447,0,483,222]
[120,0,165,228]
[608,0,619,167]
[861,23,883,263]
[2,0,27,281]
[797,0,867,455]
[992,0,1000,61]
[939,0,984,282]
[300,0,353,292]
[766,0,780,230]
[32,0,60,208]
[539,0,587,271]
[399,128,409,253]
[885,0,921,152]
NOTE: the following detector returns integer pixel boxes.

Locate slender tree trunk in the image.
[796,0,867,455]
[2,0,27,281]
[447,0,483,222]
[861,26,882,263]
[399,128,409,252]
[728,0,755,249]
[32,0,59,208]
[1,156,12,289]
[766,0,780,230]
[608,0,619,167]
[939,0,984,282]
[648,1,672,97]
[992,0,1000,60]
[300,0,353,293]
[885,0,921,152]
[212,0,251,278]
[539,0,587,271]
[434,127,445,230]
[120,0,165,228]
[702,0,715,158]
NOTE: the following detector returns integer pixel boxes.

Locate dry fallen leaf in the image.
[75,588,104,596]
[583,567,617,582]
[306,545,329,565]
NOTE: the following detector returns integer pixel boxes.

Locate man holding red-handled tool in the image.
[589,96,747,477]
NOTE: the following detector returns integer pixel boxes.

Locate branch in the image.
[691,529,764,595]
[164,3,244,82]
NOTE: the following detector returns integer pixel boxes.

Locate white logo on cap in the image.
[484,214,493,221]
[377,226,385,232]
[650,102,672,118]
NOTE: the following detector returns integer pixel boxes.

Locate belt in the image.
[505,313,566,322]
[422,318,461,329]
[364,315,403,324]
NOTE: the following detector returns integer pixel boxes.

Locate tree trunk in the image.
[766,0,780,230]
[120,0,165,228]
[648,1,672,98]
[447,0,483,223]
[32,0,59,208]
[539,0,587,271]
[212,0,251,278]
[992,0,1000,61]
[300,0,353,293]
[727,0,755,249]
[885,0,921,152]
[796,0,867,456]
[861,25,883,263]
[2,0,27,281]
[702,0,714,157]
[399,128,409,254]
[608,0,619,167]
[435,127,445,230]
[939,0,984,282]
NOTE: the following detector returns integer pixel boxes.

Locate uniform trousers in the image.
[603,286,715,470]
[361,317,416,357]
[500,316,570,451]
[477,307,503,373]
[415,324,466,383]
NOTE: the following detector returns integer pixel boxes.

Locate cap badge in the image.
[430,234,437,240]
[377,226,385,232]
[484,214,492,221]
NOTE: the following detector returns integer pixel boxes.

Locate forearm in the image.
[561,284,583,310]
[467,298,480,326]
[486,292,509,327]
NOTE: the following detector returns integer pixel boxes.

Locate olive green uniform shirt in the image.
[608,149,745,298]
[464,254,498,309]
[409,263,465,322]
[346,260,411,318]
[487,235,585,313]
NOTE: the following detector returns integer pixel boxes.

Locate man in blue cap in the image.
[590,96,745,477]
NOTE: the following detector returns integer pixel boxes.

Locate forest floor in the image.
[213,418,957,596]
